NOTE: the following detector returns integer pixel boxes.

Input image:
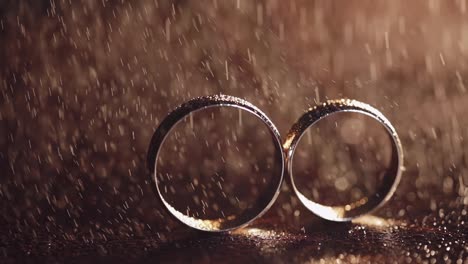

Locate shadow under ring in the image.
[147,94,285,232]
[284,99,404,222]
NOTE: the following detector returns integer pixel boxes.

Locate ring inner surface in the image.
[290,110,400,221]
[154,103,283,231]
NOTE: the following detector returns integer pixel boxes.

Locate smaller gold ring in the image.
[284,99,404,222]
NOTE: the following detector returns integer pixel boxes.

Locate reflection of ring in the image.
[284,99,404,222]
[147,94,284,232]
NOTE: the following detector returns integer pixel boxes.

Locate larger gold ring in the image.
[147,94,285,232]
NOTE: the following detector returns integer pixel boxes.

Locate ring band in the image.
[284,99,404,222]
[147,94,285,232]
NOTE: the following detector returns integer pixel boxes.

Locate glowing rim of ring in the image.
[147,94,285,232]
[284,99,404,222]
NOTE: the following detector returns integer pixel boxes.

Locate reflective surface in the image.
[1,0,468,263]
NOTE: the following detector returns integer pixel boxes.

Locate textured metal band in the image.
[284,99,404,222]
[147,94,285,232]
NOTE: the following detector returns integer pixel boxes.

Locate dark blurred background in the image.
[0,0,467,263]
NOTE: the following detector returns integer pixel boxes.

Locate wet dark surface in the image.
[1,0,468,263]
[2,208,467,263]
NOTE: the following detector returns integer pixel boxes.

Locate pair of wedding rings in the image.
[147,94,403,232]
